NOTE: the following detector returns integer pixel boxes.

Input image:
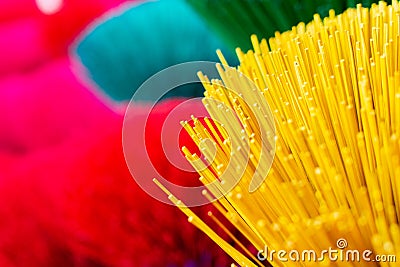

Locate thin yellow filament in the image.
[157,1,400,266]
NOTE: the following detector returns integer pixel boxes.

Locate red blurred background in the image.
[0,0,231,266]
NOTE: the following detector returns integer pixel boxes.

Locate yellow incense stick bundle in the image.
[156,1,400,266]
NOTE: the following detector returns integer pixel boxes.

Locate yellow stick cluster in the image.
[156,1,400,266]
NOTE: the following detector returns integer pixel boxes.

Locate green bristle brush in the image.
[185,0,388,50]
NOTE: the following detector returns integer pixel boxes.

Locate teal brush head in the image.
[73,0,236,102]
[185,0,387,50]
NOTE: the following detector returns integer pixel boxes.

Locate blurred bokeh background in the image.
[0,0,383,266]
[0,0,232,266]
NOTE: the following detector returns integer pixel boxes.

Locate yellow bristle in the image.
[157,1,400,266]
